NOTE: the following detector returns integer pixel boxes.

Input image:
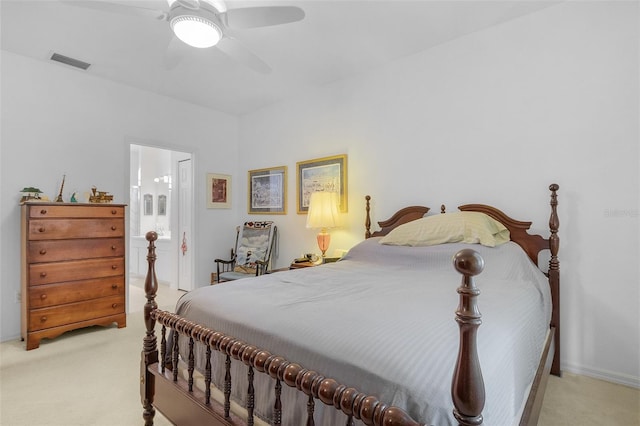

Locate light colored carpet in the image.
[0,280,181,426]
[539,372,639,425]
[1,281,638,425]
[128,278,185,314]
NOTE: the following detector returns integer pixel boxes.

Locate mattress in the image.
[171,239,552,425]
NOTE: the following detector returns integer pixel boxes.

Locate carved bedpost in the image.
[365,195,372,239]
[141,231,159,426]
[548,184,561,376]
[451,249,485,426]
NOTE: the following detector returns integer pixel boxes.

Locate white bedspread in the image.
[172,239,552,425]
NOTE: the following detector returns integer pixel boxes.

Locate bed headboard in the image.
[364,184,560,268]
[364,195,429,239]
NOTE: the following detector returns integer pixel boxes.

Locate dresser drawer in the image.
[28,295,125,331]
[28,218,124,240]
[29,277,125,308]
[27,238,125,263]
[28,205,124,219]
[29,257,124,286]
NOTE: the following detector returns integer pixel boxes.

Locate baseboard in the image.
[562,362,640,389]
[0,332,22,344]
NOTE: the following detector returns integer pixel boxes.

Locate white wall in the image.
[0,51,240,341]
[238,2,639,387]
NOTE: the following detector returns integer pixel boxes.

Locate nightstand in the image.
[290,257,341,269]
[289,260,321,269]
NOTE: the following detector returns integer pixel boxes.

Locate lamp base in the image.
[317,232,331,257]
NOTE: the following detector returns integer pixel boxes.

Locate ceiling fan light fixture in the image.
[171,15,222,48]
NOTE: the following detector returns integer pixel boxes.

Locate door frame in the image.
[177,158,194,291]
[125,139,196,311]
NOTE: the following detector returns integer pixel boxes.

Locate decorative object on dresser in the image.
[88,186,114,203]
[19,187,44,203]
[55,174,66,202]
[20,202,127,350]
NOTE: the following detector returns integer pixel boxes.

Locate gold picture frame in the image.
[206,173,231,209]
[296,154,347,214]
[248,166,287,214]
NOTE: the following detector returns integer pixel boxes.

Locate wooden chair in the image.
[214,221,277,283]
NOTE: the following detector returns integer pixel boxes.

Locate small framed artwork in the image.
[248,166,287,214]
[296,154,347,214]
[206,173,231,209]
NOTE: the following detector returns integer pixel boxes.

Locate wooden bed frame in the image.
[141,184,560,426]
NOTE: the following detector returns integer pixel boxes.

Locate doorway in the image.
[129,144,194,293]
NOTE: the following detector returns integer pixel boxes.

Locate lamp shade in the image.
[306,192,339,229]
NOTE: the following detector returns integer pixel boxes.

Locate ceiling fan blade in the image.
[163,36,185,70]
[222,6,305,30]
[216,37,271,74]
[175,0,200,10]
[60,0,167,21]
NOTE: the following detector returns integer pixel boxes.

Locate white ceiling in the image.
[1,0,558,115]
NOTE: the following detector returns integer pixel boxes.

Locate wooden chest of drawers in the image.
[20,202,127,350]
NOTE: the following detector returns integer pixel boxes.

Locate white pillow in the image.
[379,211,510,247]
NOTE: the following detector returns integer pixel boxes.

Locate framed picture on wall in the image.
[296,154,347,214]
[248,166,287,214]
[206,173,231,209]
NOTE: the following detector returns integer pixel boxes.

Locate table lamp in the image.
[306,191,339,258]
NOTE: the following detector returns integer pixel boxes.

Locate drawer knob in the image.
[112,303,118,309]
[39,249,47,255]
[40,209,47,215]
[112,265,118,270]
[111,209,117,215]
[38,227,46,233]
[111,226,117,231]
[111,245,117,250]
[112,284,118,289]
[40,272,47,278]
[40,294,47,300]
[40,316,47,323]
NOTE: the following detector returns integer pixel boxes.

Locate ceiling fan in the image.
[62,0,305,73]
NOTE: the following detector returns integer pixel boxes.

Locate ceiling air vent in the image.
[50,53,91,70]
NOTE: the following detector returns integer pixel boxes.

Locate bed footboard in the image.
[152,309,425,426]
